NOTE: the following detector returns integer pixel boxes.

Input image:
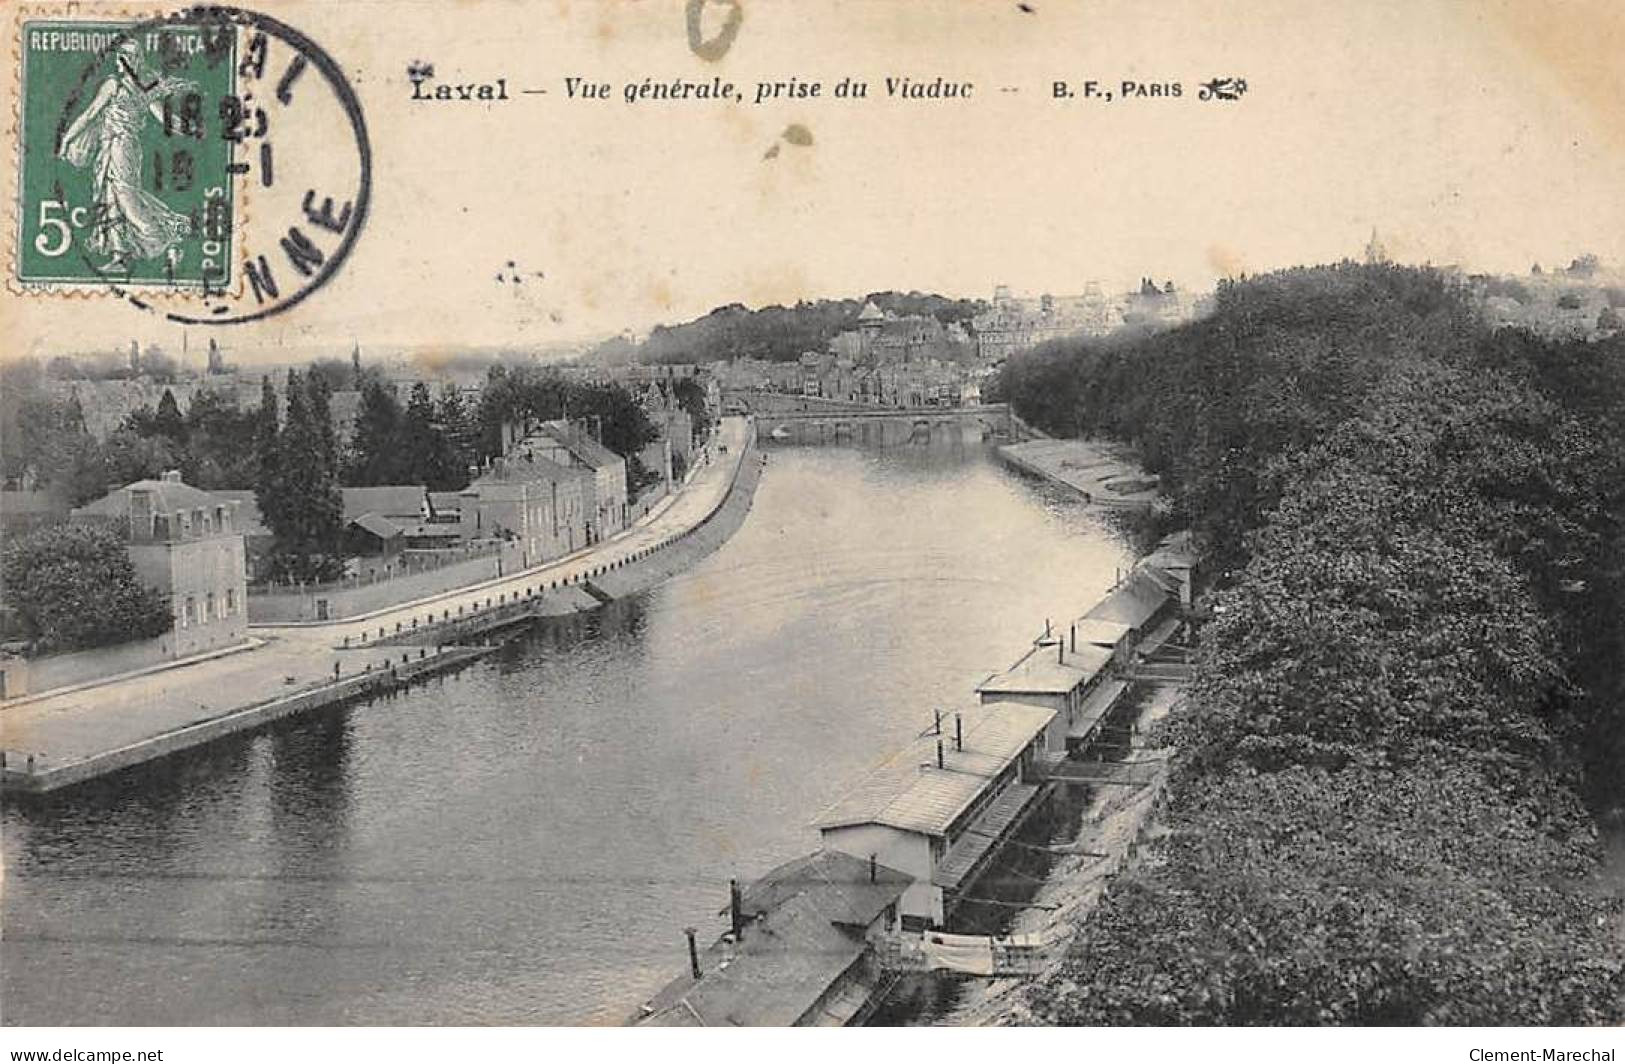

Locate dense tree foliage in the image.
[476,366,657,489]
[0,356,265,498]
[1036,764,1619,1025]
[115,388,261,489]
[342,380,467,491]
[436,383,480,479]
[254,371,345,583]
[0,521,171,653]
[346,379,405,485]
[998,264,1625,1025]
[1,360,105,503]
[591,291,985,364]
[399,382,464,490]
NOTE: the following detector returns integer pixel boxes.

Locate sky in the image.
[3,0,1623,364]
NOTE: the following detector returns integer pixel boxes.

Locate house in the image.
[633,850,911,1027]
[529,420,628,543]
[341,486,429,527]
[339,486,432,559]
[73,471,248,658]
[1142,530,1199,607]
[1071,618,1135,669]
[459,450,592,567]
[975,639,1115,752]
[655,407,695,471]
[815,700,1055,928]
[635,383,696,484]
[209,490,273,580]
[343,511,405,559]
[1079,569,1174,655]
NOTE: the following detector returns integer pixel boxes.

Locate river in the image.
[0,439,1136,1025]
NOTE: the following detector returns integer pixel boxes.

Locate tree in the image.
[258,370,344,583]
[437,383,477,484]
[179,389,258,488]
[0,521,171,653]
[306,357,360,394]
[474,366,657,470]
[102,427,181,486]
[346,379,405,485]
[585,292,986,364]
[1031,764,1622,1026]
[0,367,110,504]
[305,369,339,475]
[253,376,280,519]
[152,388,187,444]
[399,382,461,490]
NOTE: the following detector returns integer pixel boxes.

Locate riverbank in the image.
[997,438,1160,510]
[0,418,760,797]
[944,685,1182,1026]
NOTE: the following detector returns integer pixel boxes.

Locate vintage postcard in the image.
[0,0,1622,1050]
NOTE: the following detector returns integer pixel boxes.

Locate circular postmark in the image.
[19,4,370,324]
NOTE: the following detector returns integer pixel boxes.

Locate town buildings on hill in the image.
[972,282,1207,362]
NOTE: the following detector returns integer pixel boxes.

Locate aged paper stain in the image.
[686,0,744,61]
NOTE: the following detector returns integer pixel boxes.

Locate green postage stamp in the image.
[14,18,237,290]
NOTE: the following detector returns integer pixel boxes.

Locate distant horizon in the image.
[23,250,1623,369]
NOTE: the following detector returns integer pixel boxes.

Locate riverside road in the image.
[0,417,750,783]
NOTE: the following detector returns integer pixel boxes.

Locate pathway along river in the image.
[0,440,1137,1025]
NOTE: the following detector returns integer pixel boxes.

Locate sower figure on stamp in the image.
[56,38,195,273]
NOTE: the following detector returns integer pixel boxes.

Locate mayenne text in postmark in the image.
[12,5,371,325]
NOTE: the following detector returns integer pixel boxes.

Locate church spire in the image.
[1364,227,1390,265]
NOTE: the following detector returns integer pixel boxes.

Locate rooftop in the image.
[471,449,584,488]
[634,850,910,1027]
[75,476,231,520]
[538,421,624,471]
[976,642,1111,697]
[1072,618,1133,648]
[1081,570,1171,630]
[211,490,268,537]
[341,486,426,522]
[426,491,464,516]
[348,512,404,541]
[814,700,1055,836]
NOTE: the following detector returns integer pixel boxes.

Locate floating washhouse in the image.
[814,700,1056,928]
[974,639,1114,753]
[1142,530,1198,607]
[974,533,1199,753]
[1081,568,1176,651]
[633,850,912,1027]
[631,529,1206,1024]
